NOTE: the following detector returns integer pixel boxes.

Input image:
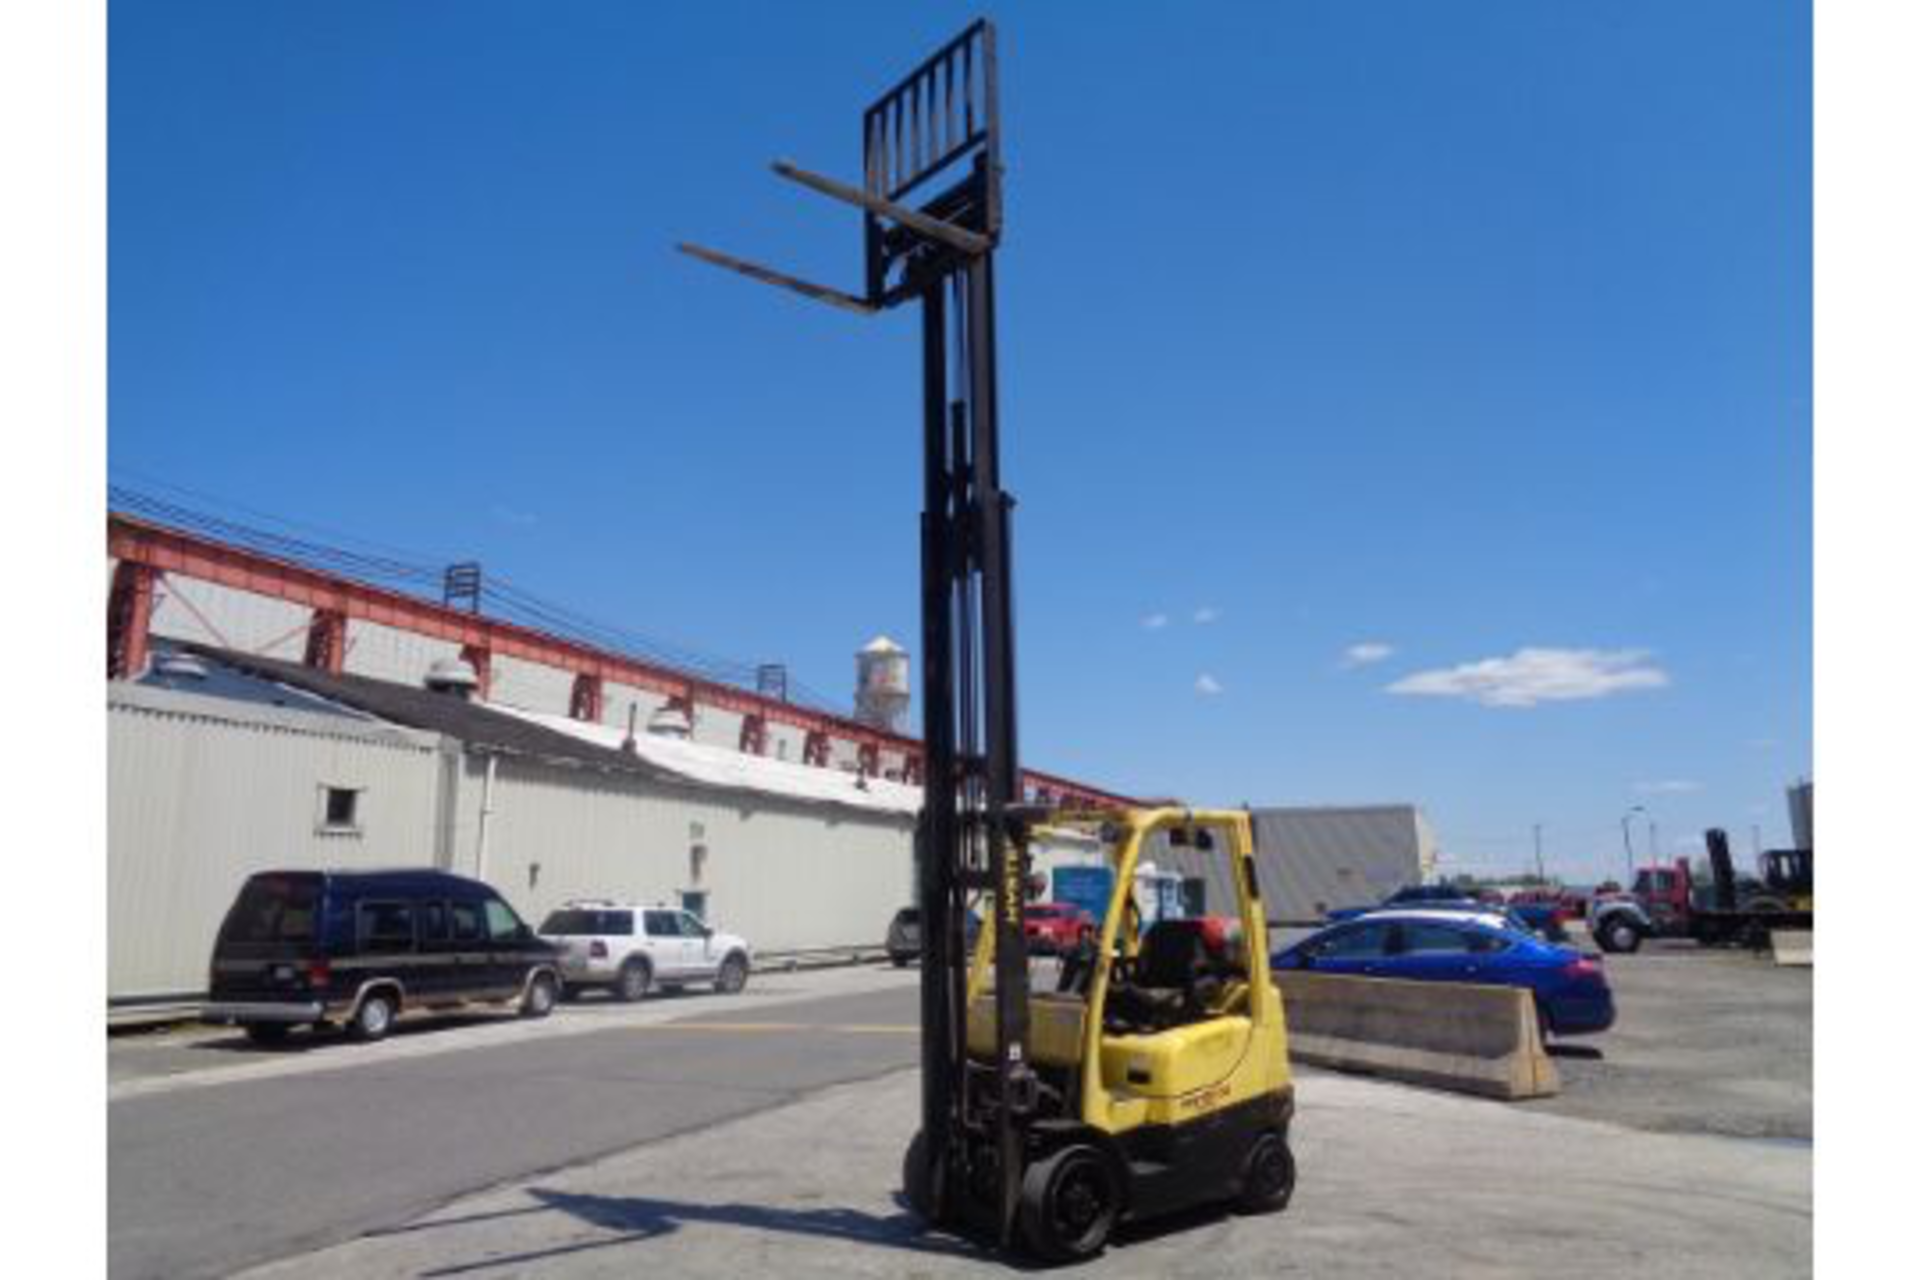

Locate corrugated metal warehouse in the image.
[108,673,450,1005]
[108,646,928,1009]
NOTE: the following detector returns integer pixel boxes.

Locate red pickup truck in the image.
[1023,903,1095,956]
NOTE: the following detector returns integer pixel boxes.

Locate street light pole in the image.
[1620,805,1645,885]
[1533,823,1546,883]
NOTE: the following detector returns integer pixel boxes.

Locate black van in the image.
[202,869,563,1044]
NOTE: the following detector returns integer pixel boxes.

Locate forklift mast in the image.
[676,21,1036,1244]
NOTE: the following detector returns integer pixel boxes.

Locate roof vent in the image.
[424,657,480,699]
[647,705,693,740]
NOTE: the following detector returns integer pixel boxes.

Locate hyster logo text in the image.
[1181,1083,1232,1113]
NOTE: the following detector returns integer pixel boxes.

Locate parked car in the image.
[1271,909,1615,1036]
[886,906,982,967]
[1384,884,1496,907]
[1023,902,1095,955]
[1328,898,1566,948]
[1330,893,1569,943]
[202,869,562,1045]
[1504,901,1573,944]
[538,901,752,1001]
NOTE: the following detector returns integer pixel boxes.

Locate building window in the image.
[319,786,362,834]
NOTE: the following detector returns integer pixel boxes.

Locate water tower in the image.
[855,636,911,733]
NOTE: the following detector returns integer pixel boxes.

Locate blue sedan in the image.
[1272,910,1615,1037]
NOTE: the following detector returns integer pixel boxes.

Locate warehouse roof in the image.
[177,645,919,818]
[489,702,922,817]
[180,645,677,783]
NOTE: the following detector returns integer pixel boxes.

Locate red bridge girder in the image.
[107,513,1136,808]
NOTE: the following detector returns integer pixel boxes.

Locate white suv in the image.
[537,902,753,1002]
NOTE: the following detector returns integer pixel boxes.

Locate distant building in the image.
[1787,779,1813,850]
[1149,804,1439,922]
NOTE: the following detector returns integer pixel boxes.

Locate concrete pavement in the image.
[113,948,1812,1278]
[241,1063,1810,1280]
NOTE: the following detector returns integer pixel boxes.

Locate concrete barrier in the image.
[1275,971,1559,1101]
[1770,930,1813,967]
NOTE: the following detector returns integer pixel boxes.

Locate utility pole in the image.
[1620,805,1645,885]
[1532,823,1546,883]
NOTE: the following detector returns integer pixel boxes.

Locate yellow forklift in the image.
[912,806,1296,1261]
[681,20,1295,1263]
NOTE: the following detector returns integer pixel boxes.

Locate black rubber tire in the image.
[350,991,397,1042]
[1599,919,1642,954]
[716,953,749,995]
[1018,1144,1121,1265]
[1237,1130,1296,1214]
[521,973,557,1019]
[902,1131,934,1219]
[616,958,652,1003]
[243,1023,289,1046]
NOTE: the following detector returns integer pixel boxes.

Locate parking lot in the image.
[1537,938,1811,1140]
[109,939,1809,1279]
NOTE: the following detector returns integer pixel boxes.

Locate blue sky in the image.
[109,0,1810,883]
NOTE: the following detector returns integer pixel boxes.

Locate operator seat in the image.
[1106,918,1235,1034]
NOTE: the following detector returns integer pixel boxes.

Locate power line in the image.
[109,484,856,717]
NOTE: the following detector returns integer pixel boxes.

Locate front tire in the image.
[350,991,397,1042]
[902,1130,934,1219]
[1599,918,1643,954]
[1238,1130,1296,1214]
[1018,1144,1121,1264]
[716,953,749,995]
[521,972,557,1019]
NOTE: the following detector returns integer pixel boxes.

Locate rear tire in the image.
[1237,1130,1297,1214]
[243,1023,289,1046]
[716,953,749,995]
[350,991,397,1042]
[1018,1144,1121,1264]
[616,959,652,1003]
[520,973,557,1019]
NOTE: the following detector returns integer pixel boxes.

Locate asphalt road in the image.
[109,968,921,1280]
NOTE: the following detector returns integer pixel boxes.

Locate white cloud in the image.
[1193,606,1222,625]
[1141,612,1170,630]
[1341,641,1395,668]
[1195,673,1224,696]
[1636,779,1702,795]
[1385,647,1669,708]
